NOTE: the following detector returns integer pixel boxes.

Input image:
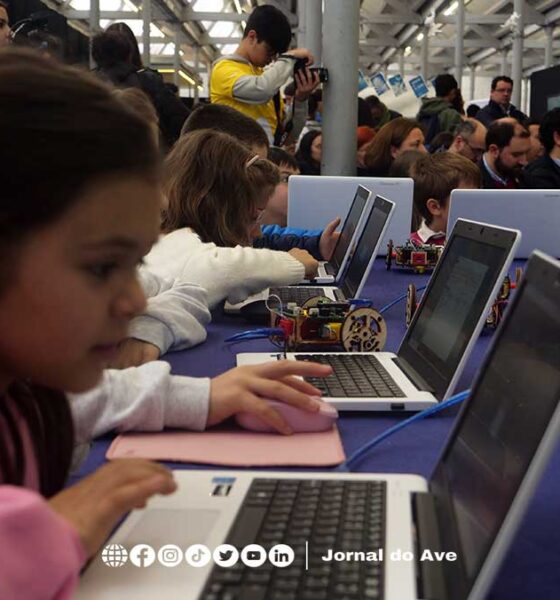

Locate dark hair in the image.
[308,89,322,119]
[539,108,560,154]
[466,103,481,118]
[358,97,374,127]
[295,130,321,173]
[434,73,458,98]
[92,30,131,68]
[486,121,529,150]
[243,5,292,55]
[364,117,423,175]
[107,22,142,68]
[284,81,296,97]
[454,119,478,139]
[181,103,269,150]
[268,146,298,170]
[491,76,513,91]
[411,152,481,226]
[429,131,454,152]
[388,149,425,178]
[0,1,8,11]
[0,48,159,496]
[364,95,383,110]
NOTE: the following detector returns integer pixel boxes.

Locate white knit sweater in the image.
[143,228,305,308]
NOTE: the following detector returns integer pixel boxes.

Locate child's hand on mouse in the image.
[207,361,332,435]
[288,248,319,278]
[109,338,160,369]
[319,217,342,261]
[48,460,176,557]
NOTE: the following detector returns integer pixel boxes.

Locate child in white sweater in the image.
[144,129,319,308]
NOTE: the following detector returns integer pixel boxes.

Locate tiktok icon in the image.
[185,544,211,568]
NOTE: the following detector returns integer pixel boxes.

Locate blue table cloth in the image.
[73,258,560,599]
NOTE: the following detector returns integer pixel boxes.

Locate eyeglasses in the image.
[464,139,485,159]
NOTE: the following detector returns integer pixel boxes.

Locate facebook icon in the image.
[130,544,156,568]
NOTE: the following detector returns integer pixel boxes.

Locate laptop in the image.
[288,175,414,255]
[449,189,560,259]
[310,185,372,285]
[224,195,395,314]
[237,220,520,411]
[77,251,560,600]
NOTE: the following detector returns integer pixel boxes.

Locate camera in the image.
[294,58,329,83]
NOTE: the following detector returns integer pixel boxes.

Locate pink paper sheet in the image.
[106,426,345,467]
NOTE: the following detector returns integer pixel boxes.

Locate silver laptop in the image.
[238,220,520,411]
[77,251,560,600]
[311,185,372,285]
[288,175,414,255]
[224,196,395,315]
[449,189,560,259]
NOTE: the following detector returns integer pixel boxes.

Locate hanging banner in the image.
[388,74,407,97]
[358,70,370,92]
[409,75,429,98]
[370,72,390,96]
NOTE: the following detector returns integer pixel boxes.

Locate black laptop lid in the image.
[330,185,371,275]
[430,252,560,599]
[397,220,518,400]
[339,195,393,299]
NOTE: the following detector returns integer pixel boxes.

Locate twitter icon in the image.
[213,544,239,568]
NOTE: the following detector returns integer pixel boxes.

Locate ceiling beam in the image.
[182,10,245,22]
[199,34,241,45]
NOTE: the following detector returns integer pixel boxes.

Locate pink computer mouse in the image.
[235,400,339,433]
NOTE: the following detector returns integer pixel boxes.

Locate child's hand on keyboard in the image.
[288,248,319,279]
[319,217,341,261]
[207,361,332,434]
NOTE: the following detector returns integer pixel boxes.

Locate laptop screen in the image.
[431,254,560,597]
[330,186,370,274]
[340,196,393,299]
[398,221,517,399]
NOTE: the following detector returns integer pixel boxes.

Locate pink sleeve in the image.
[0,486,87,600]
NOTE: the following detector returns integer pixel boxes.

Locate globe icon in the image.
[101,544,128,568]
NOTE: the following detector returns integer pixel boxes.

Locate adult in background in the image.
[526,118,545,163]
[525,108,560,188]
[476,76,528,128]
[480,120,530,189]
[210,4,318,146]
[361,117,427,177]
[416,73,463,148]
[104,22,190,149]
[448,118,488,163]
[296,130,322,175]
[364,95,401,129]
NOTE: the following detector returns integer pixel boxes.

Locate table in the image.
[74,258,560,599]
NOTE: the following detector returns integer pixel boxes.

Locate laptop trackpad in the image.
[123,509,221,547]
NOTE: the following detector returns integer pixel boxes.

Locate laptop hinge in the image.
[412,492,449,600]
[393,357,434,393]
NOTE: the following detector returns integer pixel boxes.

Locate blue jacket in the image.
[254,224,323,260]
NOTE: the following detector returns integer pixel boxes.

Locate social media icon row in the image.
[101,543,295,569]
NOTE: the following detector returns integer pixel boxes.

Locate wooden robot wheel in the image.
[341,308,387,353]
[300,295,332,310]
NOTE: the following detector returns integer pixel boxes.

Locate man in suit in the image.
[525,108,560,189]
[476,76,528,127]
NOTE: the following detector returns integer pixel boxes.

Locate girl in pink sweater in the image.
[0,49,329,599]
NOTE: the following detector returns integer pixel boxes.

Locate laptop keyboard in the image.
[269,287,329,305]
[295,354,405,398]
[201,478,386,600]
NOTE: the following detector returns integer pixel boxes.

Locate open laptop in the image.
[224,195,395,314]
[238,220,520,411]
[288,175,414,255]
[77,251,560,600]
[310,185,372,285]
[449,189,560,259]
